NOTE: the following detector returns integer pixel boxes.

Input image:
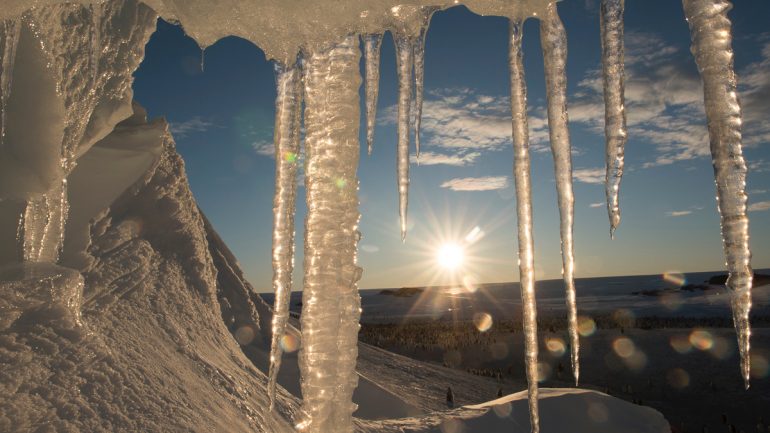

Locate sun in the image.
[436,243,464,270]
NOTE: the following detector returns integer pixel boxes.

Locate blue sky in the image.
[132,0,770,292]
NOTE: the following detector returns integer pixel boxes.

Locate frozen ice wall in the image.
[0,0,156,265]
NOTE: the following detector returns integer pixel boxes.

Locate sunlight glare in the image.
[437,243,464,270]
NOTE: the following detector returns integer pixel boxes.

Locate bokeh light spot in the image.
[545,337,566,357]
[473,312,493,332]
[613,337,636,359]
[750,353,769,379]
[670,334,692,354]
[578,316,597,337]
[235,325,256,346]
[537,362,552,382]
[663,271,686,286]
[280,333,300,353]
[689,329,714,351]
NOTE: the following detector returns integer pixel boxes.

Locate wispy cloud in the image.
[748,201,770,212]
[568,33,770,168]
[411,151,481,166]
[169,117,215,138]
[667,210,693,217]
[573,167,605,184]
[589,202,604,208]
[440,176,509,192]
[252,140,275,157]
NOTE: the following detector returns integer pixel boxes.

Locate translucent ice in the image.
[298,35,362,433]
[268,61,303,411]
[394,33,413,241]
[413,7,438,157]
[682,0,753,389]
[364,34,383,155]
[509,18,540,433]
[600,0,627,238]
[540,2,579,387]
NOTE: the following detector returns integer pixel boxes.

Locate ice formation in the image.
[413,7,438,158]
[268,61,303,411]
[0,0,758,432]
[394,33,413,241]
[508,18,540,432]
[364,34,383,155]
[298,35,363,433]
[600,0,627,238]
[682,0,753,389]
[539,3,579,389]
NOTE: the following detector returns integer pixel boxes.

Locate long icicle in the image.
[509,19,540,433]
[682,0,753,389]
[413,7,437,158]
[540,2,579,386]
[394,34,413,241]
[1,19,21,148]
[298,35,362,433]
[600,0,627,238]
[267,60,303,411]
[364,34,383,155]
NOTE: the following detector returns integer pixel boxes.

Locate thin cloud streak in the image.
[169,116,216,138]
[441,176,509,192]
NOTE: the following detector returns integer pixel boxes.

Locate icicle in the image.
[0,19,21,148]
[200,47,206,73]
[298,35,362,433]
[600,0,627,239]
[394,34,413,241]
[509,19,540,433]
[682,0,753,389]
[540,2,579,386]
[413,7,437,158]
[267,60,303,412]
[363,34,383,155]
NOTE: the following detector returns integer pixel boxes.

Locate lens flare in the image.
[545,337,566,357]
[689,329,713,350]
[235,325,256,345]
[473,312,493,332]
[663,271,686,287]
[578,316,597,337]
[751,353,769,379]
[612,337,635,358]
[670,334,692,354]
[280,333,300,353]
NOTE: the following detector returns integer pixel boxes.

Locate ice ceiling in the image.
[0,1,754,433]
